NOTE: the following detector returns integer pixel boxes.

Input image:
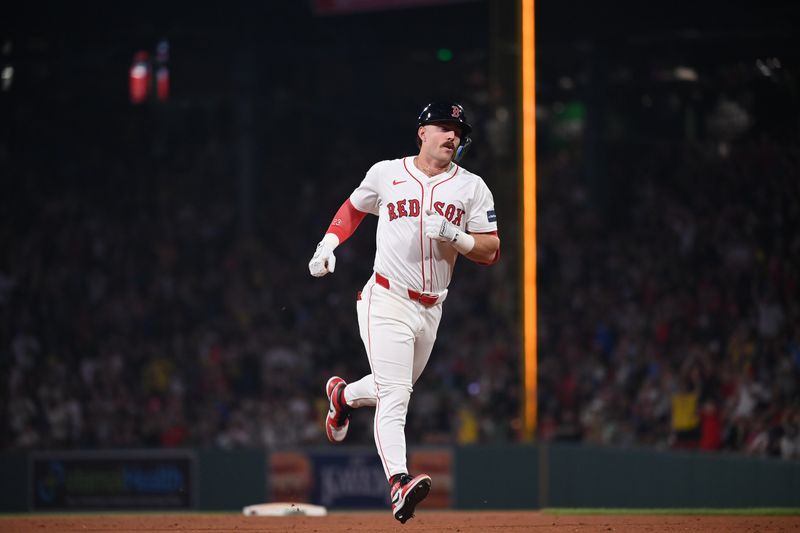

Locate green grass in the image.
[543,508,800,516]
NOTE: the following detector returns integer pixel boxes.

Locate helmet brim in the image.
[418,119,472,137]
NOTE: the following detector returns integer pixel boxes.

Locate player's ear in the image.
[418,125,426,144]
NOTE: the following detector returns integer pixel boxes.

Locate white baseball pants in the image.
[343,274,444,480]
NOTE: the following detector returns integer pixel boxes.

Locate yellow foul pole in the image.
[520,0,537,440]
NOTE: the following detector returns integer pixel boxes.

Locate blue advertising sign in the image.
[311,451,390,509]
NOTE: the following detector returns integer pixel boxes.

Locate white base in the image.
[243,502,328,517]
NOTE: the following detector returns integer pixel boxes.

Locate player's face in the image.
[419,123,462,162]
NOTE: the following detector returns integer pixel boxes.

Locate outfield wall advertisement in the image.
[270,447,452,509]
[31,450,195,510]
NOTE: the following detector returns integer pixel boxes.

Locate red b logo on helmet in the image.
[451,105,461,118]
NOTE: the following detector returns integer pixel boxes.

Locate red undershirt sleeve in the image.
[326,198,368,244]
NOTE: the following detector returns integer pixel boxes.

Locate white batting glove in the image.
[425,210,458,242]
[309,234,340,277]
[424,210,475,254]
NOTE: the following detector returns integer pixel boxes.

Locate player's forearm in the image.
[465,233,500,264]
[324,198,367,246]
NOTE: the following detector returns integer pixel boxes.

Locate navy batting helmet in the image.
[417,102,472,136]
[416,102,473,162]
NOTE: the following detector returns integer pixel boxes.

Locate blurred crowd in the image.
[3,161,512,452]
[537,140,800,460]
[5,113,798,458]
[2,6,799,462]
[0,45,519,451]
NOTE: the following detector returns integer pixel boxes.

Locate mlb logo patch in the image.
[487,209,497,223]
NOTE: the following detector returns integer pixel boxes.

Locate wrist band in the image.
[452,231,475,255]
[322,233,340,250]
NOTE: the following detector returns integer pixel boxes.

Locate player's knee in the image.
[378,383,412,406]
[349,397,377,408]
[379,382,412,394]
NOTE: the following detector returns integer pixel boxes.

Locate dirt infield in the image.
[1,512,799,533]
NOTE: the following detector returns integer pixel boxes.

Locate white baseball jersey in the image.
[349,156,498,293]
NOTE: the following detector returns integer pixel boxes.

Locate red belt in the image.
[375,272,440,307]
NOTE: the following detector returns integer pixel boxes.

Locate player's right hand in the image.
[424,210,457,242]
[309,240,337,277]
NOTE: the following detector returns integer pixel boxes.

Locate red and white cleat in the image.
[325,376,350,443]
[391,473,431,524]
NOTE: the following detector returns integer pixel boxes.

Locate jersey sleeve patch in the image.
[487,209,497,223]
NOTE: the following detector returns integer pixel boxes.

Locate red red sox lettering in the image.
[387,200,465,226]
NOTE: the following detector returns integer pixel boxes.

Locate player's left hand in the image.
[309,240,337,277]
[424,210,459,242]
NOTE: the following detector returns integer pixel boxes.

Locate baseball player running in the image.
[309,102,500,523]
